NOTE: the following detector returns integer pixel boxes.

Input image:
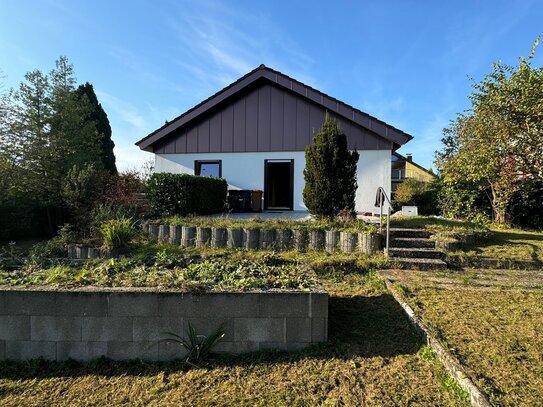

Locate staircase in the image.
[386,228,447,270]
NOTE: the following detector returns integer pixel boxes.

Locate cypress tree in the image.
[303,112,359,218]
[76,82,117,174]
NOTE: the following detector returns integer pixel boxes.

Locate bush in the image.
[146,173,227,216]
[100,218,136,251]
[394,178,438,215]
[303,113,359,218]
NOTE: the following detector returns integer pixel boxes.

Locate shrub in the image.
[394,178,438,215]
[100,218,136,251]
[146,173,227,216]
[303,113,359,218]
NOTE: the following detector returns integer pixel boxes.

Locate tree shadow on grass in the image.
[0,293,422,380]
[464,230,543,261]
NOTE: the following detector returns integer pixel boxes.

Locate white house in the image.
[136,65,412,213]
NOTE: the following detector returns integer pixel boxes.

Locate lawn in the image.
[454,228,543,262]
[382,268,543,407]
[0,256,469,406]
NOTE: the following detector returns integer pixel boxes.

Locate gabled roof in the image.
[136,64,413,151]
[393,152,436,177]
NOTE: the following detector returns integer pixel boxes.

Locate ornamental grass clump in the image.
[100,217,136,251]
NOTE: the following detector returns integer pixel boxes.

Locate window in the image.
[195,160,222,177]
[391,169,404,180]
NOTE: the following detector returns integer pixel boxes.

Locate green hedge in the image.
[146,173,227,216]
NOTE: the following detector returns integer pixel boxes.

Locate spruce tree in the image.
[76,82,117,174]
[303,112,359,218]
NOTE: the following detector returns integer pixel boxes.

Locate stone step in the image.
[389,257,448,271]
[388,247,443,259]
[388,228,431,238]
[389,237,435,249]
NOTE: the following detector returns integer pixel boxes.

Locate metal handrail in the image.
[376,187,393,258]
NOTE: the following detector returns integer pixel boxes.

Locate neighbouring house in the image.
[391,152,436,193]
[136,65,413,213]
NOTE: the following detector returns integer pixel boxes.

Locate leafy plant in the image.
[162,323,225,367]
[100,217,136,251]
[146,173,227,216]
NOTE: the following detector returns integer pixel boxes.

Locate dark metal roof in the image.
[136,64,414,151]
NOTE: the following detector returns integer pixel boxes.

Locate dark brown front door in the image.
[264,160,294,210]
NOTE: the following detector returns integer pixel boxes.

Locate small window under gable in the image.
[195,160,222,178]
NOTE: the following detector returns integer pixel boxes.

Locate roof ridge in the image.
[136,65,413,148]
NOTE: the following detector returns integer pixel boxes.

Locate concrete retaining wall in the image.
[0,287,328,362]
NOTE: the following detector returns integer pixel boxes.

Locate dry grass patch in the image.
[392,270,543,406]
[0,264,469,406]
[455,228,543,261]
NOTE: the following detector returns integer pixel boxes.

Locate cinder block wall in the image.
[0,288,328,361]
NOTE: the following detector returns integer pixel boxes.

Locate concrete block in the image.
[133,317,183,341]
[1,291,56,316]
[243,228,260,249]
[184,318,234,342]
[285,318,311,342]
[107,341,158,361]
[187,293,260,318]
[233,341,260,354]
[108,293,159,317]
[311,318,328,342]
[158,340,186,361]
[5,340,57,360]
[0,316,30,340]
[234,318,284,343]
[211,228,227,248]
[158,224,170,242]
[258,341,288,351]
[181,226,196,247]
[56,341,107,361]
[169,225,181,245]
[310,293,328,318]
[227,228,243,248]
[259,293,309,317]
[158,294,195,317]
[31,316,81,341]
[81,317,133,341]
[56,292,108,316]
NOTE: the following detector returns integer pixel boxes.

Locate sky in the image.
[1,0,542,171]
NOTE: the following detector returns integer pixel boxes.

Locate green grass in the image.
[389,269,543,407]
[0,262,469,406]
[390,215,487,235]
[162,215,377,233]
[454,227,543,261]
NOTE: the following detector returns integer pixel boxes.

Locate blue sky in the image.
[1,0,541,170]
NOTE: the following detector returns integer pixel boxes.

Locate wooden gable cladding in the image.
[153,81,392,154]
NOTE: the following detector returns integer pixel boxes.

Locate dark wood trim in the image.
[194,159,222,178]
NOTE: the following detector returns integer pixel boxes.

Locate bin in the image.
[227,190,252,213]
[250,190,263,212]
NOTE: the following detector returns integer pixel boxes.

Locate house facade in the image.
[391,152,436,194]
[136,65,413,213]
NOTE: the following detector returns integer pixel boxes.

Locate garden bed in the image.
[0,256,327,361]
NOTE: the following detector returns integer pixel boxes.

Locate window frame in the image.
[194,160,222,178]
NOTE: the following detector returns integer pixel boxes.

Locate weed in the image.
[162,323,225,367]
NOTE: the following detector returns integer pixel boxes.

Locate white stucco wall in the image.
[154,150,391,214]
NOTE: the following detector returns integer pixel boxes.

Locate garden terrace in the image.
[0,255,327,361]
[0,262,470,406]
